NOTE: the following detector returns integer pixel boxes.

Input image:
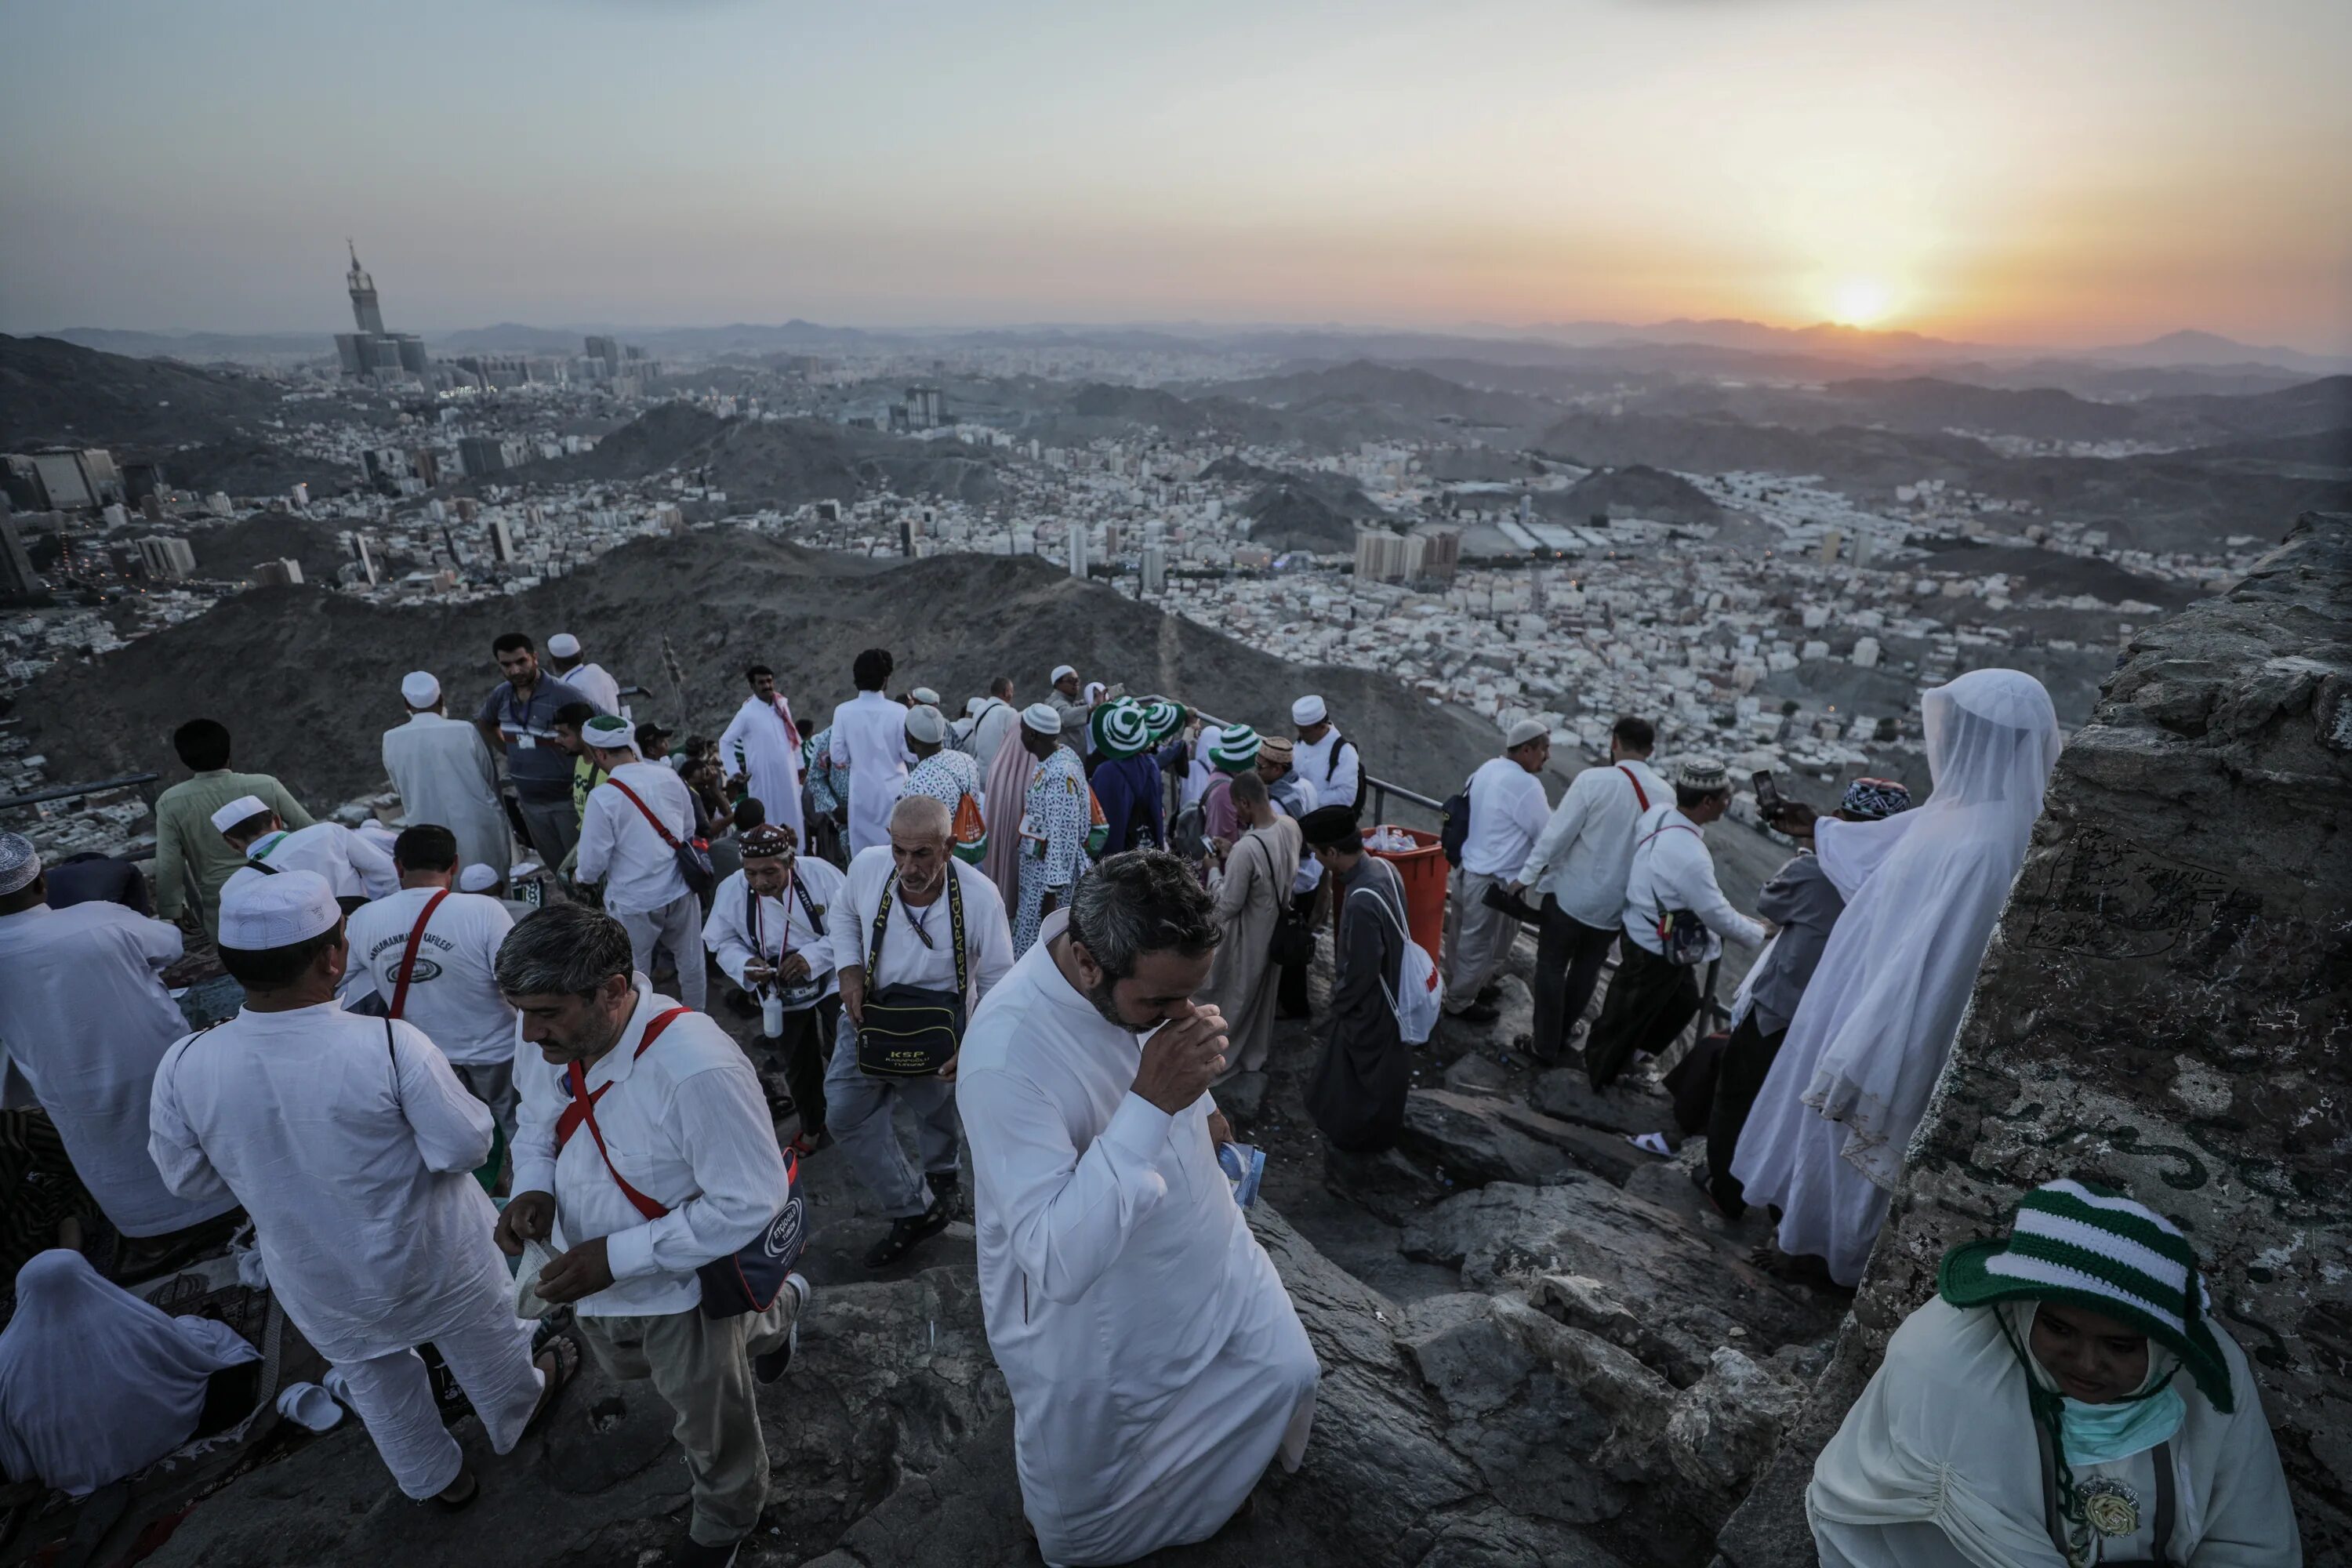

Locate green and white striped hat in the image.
[1940,1178,2232,1411]
[1091,698,1152,760]
[1206,722,1261,773]
[1138,696,1187,745]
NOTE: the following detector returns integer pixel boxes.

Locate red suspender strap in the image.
[387,888,451,1021]
[1617,764,1649,812]
[604,777,682,850]
[554,1005,691,1221]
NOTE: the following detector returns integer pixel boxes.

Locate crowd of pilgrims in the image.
[0,629,2301,1566]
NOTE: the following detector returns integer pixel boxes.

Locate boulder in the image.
[1662,1347,1807,1494]
[1443,1053,1512,1096]
[1218,1069,1271,1123]
[1530,1069,1677,1138]
[1398,1090,1577,1187]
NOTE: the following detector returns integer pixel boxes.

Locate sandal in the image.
[524,1334,581,1436]
[433,1468,481,1512]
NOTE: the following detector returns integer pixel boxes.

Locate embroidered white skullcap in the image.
[218,869,340,949]
[457,863,499,893]
[1506,718,1549,748]
[1292,695,1327,726]
[1050,664,1077,684]
[209,794,270,833]
[0,833,39,896]
[546,632,582,658]
[905,704,948,745]
[400,670,441,706]
[1022,702,1062,735]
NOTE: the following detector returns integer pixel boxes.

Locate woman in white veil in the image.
[1732,669,2063,1285]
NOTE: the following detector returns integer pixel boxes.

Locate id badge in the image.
[516,734,536,750]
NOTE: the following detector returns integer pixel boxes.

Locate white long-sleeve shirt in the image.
[1514,758,1671,928]
[957,908,1319,1563]
[148,1002,509,1363]
[343,887,519,1066]
[830,691,912,855]
[0,903,238,1238]
[1458,756,1552,877]
[1292,728,1359,814]
[830,846,1014,1005]
[509,981,788,1318]
[575,760,693,915]
[223,822,399,907]
[702,858,848,998]
[558,661,622,718]
[1618,803,1767,960]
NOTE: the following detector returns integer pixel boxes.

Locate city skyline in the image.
[3,0,2348,352]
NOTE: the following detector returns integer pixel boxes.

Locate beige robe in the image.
[1200,818,1301,1076]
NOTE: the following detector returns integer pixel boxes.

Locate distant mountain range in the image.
[34,318,2351,379]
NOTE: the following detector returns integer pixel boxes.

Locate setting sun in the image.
[1829,278,1895,328]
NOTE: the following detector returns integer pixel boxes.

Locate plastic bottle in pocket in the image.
[761,990,785,1038]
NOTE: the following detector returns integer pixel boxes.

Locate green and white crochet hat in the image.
[1091,698,1152,760]
[1138,696,1187,745]
[1206,722,1261,773]
[1940,1178,2233,1412]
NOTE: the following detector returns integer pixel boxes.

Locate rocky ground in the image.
[119,915,1846,1568]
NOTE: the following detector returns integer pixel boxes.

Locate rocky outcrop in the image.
[1719,512,2352,1565]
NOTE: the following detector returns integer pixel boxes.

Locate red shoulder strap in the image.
[1617,764,1649,812]
[555,1005,691,1222]
[387,889,451,1021]
[603,776,681,850]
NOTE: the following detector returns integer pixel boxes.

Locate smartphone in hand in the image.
[1752,771,1783,815]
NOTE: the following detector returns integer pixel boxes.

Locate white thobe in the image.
[1619,804,1768,960]
[343,888,520,1066]
[1293,728,1360,813]
[968,699,1020,766]
[1459,756,1551,877]
[382,713,511,885]
[557,661,623,718]
[224,822,399,906]
[830,691,911,855]
[147,1001,510,1363]
[576,761,693,916]
[0,904,237,1238]
[719,695,807,842]
[509,981,788,1318]
[958,909,1319,1566]
[1515,759,1670,927]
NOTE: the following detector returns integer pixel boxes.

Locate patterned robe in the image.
[1014,746,1089,953]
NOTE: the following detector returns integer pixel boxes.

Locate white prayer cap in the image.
[583,713,635,751]
[209,794,271,834]
[0,833,39,896]
[964,696,989,718]
[905,704,948,745]
[546,632,582,658]
[1083,681,1107,705]
[1292,695,1327,727]
[357,821,400,854]
[219,869,340,950]
[1506,718,1549,749]
[401,670,441,706]
[1050,664,1077,684]
[909,686,941,706]
[458,863,499,893]
[1022,702,1061,735]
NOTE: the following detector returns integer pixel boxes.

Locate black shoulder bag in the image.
[855,868,969,1077]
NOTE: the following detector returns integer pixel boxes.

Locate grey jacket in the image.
[1744,851,1846,1036]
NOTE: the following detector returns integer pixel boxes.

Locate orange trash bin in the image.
[1362,825,1448,963]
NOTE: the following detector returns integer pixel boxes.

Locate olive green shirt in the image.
[152,769,314,933]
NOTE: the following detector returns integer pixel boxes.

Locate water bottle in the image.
[761,989,784,1039]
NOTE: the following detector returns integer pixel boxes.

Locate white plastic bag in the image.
[1352,886,1443,1044]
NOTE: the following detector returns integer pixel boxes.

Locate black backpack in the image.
[1439,781,1472,868]
[1328,738,1368,816]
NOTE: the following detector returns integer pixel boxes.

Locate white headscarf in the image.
[1798,669,2063,1187]
[0,1250,260,1496]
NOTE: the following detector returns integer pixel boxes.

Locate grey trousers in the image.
[578,1291,799,1548]
[824,1008,959,1219]
[1442,868,1514,1011]
[616,891,707,1011]
[515,795,578,871]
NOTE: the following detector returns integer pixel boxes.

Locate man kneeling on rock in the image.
[496,902,807,1568]
[958,850,1321,1566]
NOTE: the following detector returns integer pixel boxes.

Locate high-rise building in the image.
[347,239,385,334]
[458,437,509,478]
[1417,527,1462,581]
[1818,530,1845,564]
[0,507,39,598]
[1066,521,1087,578]
[136,535,196,580]
[254,559,304,588]
[1140,543,1167,596]
[491,519,517,563]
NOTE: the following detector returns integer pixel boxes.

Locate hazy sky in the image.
[4,0,2347,349]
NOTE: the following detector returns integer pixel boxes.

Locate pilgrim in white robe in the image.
[147,1000,542,1498]
[720,695,808,842]
[382,711,512,885]
[830,691,910,855]
[958,909,1319,1566]
[1733,670,2062,1284]
[0,902,238,1237]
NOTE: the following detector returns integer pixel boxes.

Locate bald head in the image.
[887,793,956,898]
[889,793,952,840]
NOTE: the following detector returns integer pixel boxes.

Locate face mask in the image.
[2059,1377,2186,1465]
